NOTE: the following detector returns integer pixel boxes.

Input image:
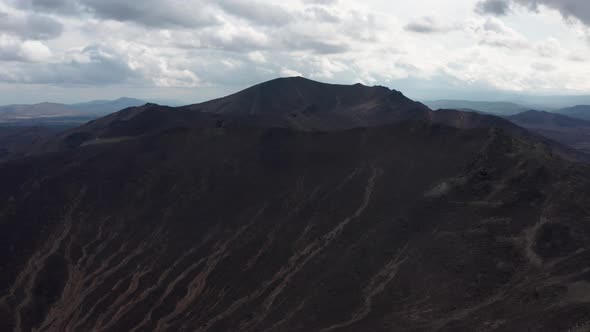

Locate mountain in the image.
[556,105,590,121]
[0,98,146,125]
[0,103,78,122]
[39,78,568,153]
[182,77,430,130]
[507,110,590,154]
[0,98,146,161]
[1,78,590,331]
[424,100,529,116]
[0,125,74,162]
[70,97,147,115]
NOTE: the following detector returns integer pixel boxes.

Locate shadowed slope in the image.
[1,119,590,331]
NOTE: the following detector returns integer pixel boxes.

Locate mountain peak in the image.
[186,77,418,122]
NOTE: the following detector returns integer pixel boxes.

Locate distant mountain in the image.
[425,100,529,116]
[0,97,146,124]
[2,78,590,331]
[0,103,78,122]
[507,110,590,154]
[555,105,590,121]
[70,97,147,115]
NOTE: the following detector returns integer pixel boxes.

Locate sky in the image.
[0,0,590,105]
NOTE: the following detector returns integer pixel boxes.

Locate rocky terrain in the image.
[1,78,590,331]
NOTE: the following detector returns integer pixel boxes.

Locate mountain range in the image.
[507,110,590,154]
[1,77,590,331]
[424,100,530,116]
[0,97,145,125]
[556,105,590,121]
[425,99,590,121]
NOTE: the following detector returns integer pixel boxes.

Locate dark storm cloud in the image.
[216,0,293,26]
[0,12,63,40]
[475,0,511,15]
[477,0,590,27]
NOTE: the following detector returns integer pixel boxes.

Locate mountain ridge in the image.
[1,77,590,331]
[556,105,590,121]
[38,77,581,162]
[507,110,590,154]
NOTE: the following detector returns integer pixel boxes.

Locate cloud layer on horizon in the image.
[0,0,589,103]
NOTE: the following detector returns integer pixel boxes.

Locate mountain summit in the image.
[188,77,414,114]
[181,77,430,130]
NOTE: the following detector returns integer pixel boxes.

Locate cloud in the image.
[531,62,557,71]
[0,44,134,84]
[475,0,511,16]
[284,38,349,54]
[404,17,454,33]
[14,0,220,28]
[303,0,338,4]
[279,67,302,77]
[81,0,218,28]
[516,0,590,26]
[468,17,529,49]
[15,0,79,14]
[216,0,292,26]
[0,12,63,40]
[304,6,341,23]
[1,0,590,101]
[476,0,590,27]
[535,37,562,57]
[0,35,52,62]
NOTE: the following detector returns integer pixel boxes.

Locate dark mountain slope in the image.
[1,78,590,331]
[508,110,590,154]
[183,77,431,130]
[31,78,583,163]
[0,125,74,162]
[1,115,590,331]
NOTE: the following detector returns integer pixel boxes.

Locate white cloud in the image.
[0,34,52,62]
[0,0,589,103]
[280,67,303,77]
